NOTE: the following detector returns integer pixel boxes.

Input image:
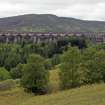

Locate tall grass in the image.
[49,69,60,93]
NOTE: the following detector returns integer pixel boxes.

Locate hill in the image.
[0,70,105,105]
[0,84,105,105]
[0,14,105,32]
[21,84,105,105]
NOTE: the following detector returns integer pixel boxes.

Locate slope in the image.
[21,83,105,105]
[0,14,105,32]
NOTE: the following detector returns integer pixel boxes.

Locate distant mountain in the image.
[0,14,105,32]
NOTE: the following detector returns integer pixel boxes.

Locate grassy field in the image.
[49,69,60,93]
[0,88,33,105]
[0,70,105,105]
[21,83,105,105]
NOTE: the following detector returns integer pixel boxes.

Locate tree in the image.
[21,54,49,94]
[59,47,84,89]
[10,63,23,79]
[70,37,87,49]
[91,50,105,83]
[4,51,21,70]
[82,49,105,84]
[51,54,61,66]
[0,67,11,81]
[82,47,97,61]
[44,59,52,70]
[84,60,103,84]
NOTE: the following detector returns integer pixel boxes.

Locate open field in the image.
[1,84,105,105]
[21,83,105,105]
[0,88,33,105]
[0,70,105,105]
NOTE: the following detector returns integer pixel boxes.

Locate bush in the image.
[51,54,61,66]
[21,54,49,94]
[0,79,16,91]
[0,67,11,81]
[44,59,52,70]
[83,50,105,84]
[10,63,23,79]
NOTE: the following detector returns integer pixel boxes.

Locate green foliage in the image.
[60,47,84,89]
[84,60,103,83]
[0,37,87,71]
[82,48,105,84]
[1,41,105,92]
[10,64,23,79]
[44,59,52,70]
[21,54,49,94]
[0,79,16,91]
[0,68,11,81]
[4,52,21,70]
[59,46,105,90]
[27,54,44,63]
[51,54,61,66]
[70,37,87,49]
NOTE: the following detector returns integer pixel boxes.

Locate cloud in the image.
[0,0,105,21]
[52,3,105,20]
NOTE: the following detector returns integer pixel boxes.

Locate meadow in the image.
[0,70,105,105]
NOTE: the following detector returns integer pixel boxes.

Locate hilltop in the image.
[0,14,105,32]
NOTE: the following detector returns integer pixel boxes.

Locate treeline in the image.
[20,45,105,94]
[0,37,92,94]
[0,37,86,71]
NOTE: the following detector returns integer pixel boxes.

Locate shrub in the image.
[51,54,61,66]
[0,79,16,91]
[84,50,105,84]
[21,54,49,94]
[44,59,52,70]
[0,67,11,81]
[10,63,23,79]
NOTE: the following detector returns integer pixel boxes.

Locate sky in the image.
[0,0,105,21]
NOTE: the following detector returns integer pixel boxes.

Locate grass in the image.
[49,69,60,93]
[21,83,105,105]
[0,88,33,105]
[0,69,105,105]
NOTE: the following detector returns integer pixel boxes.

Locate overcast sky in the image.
[0,0,105,21]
